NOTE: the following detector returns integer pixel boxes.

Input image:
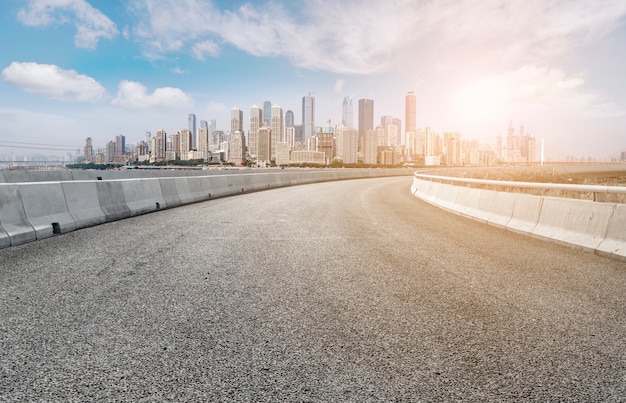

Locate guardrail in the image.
[411,173,626,262]
[415,173,626,202]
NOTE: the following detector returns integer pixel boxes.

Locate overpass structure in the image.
[411,171,626,261]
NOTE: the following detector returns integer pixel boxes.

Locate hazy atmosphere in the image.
[1,0,625,160]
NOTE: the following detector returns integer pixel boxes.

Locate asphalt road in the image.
[1,176,625,401]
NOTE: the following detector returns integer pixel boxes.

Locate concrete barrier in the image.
[19,182,76,239]
[506,193,543,235]
[122,179,166,216]
[411,175,623,261]
[597,204,626,261]
[1,169,411,248]
[532,197,613,251]
[0,184,36,246]
[96,181,130,222]
[62,181,106,229]
[158,178,181,208]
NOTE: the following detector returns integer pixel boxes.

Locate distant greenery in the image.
[66,163,121,170]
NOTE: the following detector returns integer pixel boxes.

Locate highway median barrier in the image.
[0,184,36,246]
[62,181,107,229]
[19,182,76,239]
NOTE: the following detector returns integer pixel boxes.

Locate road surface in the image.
[1,176,624,401]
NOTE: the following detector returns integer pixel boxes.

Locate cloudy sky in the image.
[1,0,625,160]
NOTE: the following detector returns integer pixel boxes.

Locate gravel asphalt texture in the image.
[1,176,625,401]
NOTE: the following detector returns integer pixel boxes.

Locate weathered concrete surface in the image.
[1,177,624,401]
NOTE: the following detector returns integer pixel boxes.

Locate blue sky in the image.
[1,0,625,160]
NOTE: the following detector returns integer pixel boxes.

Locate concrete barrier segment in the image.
[61,181,106,229]
[596,203,626,261]
[506,193,543,235]
[96,181,130,222]
[158,178,181,208]
[454,187,484,220]
[122,179,166,216]
[0,184,37,246]
[485,192,517,229]
[19,182,76,239]
[532,197,610,251]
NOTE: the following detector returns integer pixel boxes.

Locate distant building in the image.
[358,99,374,150]
[405,92,416,142]
[83,137,93,162]
[290,150,326,165]
[230,107,243,140]
[228,130,246,166]
[302,93,315,143]
[188,113,196,149]
[249,104,263,160]
[342,96,353,128]
[115,134,125,156]
[271,104,283,161]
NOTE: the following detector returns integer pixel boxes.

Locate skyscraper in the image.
[358,99,374,150]
[84,137,93,162]
[405,92,416,142]
[271,104,284,160]
[188,113,196,149]
[249,105,263,159]
[302,93,315,143]
[342,96,353,128]
[285,109,294,128]
[230,107,243,140]
[115,134,125,156]
[263,100,272,126]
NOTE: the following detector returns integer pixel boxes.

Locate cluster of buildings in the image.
[83,92,540,167]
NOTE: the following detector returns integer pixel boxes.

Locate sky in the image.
[1,0,626,160]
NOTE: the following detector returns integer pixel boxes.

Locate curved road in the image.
[1,176,625,401]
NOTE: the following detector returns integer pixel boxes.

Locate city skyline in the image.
[1,0,626,160]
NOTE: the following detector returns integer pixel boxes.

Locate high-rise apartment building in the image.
[155,130,167,161]
[363,129,378,164]
[257,126,271,163]
[271,104,284,160]
[358,99,374,150]
[249,105,263,160]
[302,93,315,143]
[106,141,116,162]
[179,128,193,159]
[228,130,246,166]
[198,127,209,160]
[342,97,353,128]
[115,134,125,156]
[83,137,93,162]
[336,124,358,164]
[263,101,272,126]
[188,113,196,149]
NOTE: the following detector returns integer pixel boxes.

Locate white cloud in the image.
[125,0,626,74]
[111,80,193,110]
[2,61,108,103]
[192,40,220,60]
[17,0,118,49]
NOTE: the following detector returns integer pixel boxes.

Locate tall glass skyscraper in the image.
[302,93,315,142]
[342,96,353,128]
[285,110,294,128]
[263,100,272,126]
